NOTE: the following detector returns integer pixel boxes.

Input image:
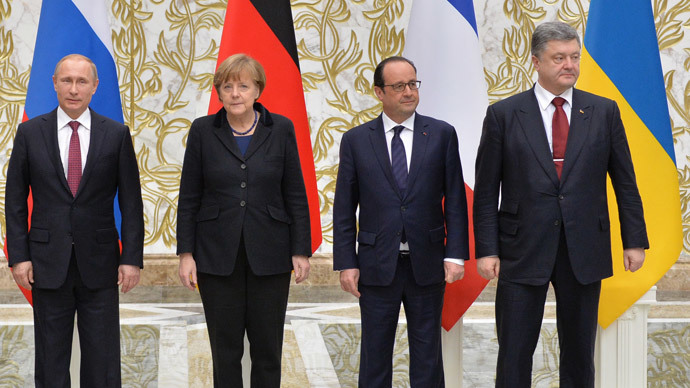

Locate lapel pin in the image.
[579,109,584,114]
[423,132,427,136]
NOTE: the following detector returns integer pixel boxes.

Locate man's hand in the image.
[339,268,361,298]
[11,261,34,290]
[623,248,645,272]
[292,255,310,284]
[444,261,465,283]
[118,264,140,293]
[178,253,197,291]
[477,256,500,280]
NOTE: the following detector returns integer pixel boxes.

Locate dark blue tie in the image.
[391,125,408,193]
[391,125,408,243]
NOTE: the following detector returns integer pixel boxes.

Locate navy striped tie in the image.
[391,125,408,193]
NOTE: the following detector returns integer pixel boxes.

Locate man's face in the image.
[374,61,419,123]
[533,39,580,95]
[53,58,98,119]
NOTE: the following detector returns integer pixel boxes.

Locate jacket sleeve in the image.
[332,132,359,270]
[117,126,145,267]
[606,101,649,249]
[442,126,470,260]
[176,121,203,255]
[280,121,312,257]
[5,125,31,266]
[473,105,503,258]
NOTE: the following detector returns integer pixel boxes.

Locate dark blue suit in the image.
[334,113,469,387]
[473,88,648,387]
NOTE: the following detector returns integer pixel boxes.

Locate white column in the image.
[442,317,463,388]
[594,286,656,388]
[70,318,80,388]
[242,332,250,388]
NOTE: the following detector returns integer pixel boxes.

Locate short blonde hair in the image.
[213,54,266,97]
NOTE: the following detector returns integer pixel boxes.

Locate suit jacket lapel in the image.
[406,115,428,195]
[243,121,270,160]
[560,90,592,183]
[212,110,244,161]
[516,91,560,188]
[77,110,107,198]
[369,116,402,198]
[40,110,72,195]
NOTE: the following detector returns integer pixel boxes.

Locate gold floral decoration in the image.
[0,0,30,246]
[653,0,690,253]
[292,0,406,244]
[111,0,225,249]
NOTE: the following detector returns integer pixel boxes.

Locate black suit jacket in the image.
[473,87,649,285]
[333,113,469,286]
[5,108,144,289]
[176,103,311,276]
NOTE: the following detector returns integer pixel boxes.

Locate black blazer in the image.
[5,108,144,289]
[176,103,311,276]
[333,113,469,286]
[473,88,649,285]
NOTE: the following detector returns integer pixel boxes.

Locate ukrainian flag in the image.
[577,0,682,327]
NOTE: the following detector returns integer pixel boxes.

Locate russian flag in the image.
[404,0,489,331]
[4,0,125,305]
[209,0,322,253]
[578,0,682,327]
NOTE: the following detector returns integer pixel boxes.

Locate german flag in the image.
[209,0,322,253]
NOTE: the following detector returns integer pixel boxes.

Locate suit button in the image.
[240,164,247,170]
[559,195,564,200]
[241,182,247,188]
[401,206,406,212]
[396,231,401,236]
[554,220,560,226]
[240,200,246,207]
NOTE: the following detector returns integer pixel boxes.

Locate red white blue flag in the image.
[404,0,488,330]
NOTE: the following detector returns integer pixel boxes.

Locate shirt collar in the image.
[381,112,415,133]
[57,107,92,131]
[534,82,573,112]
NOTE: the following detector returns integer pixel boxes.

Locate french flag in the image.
[403,0,489,331]
[5,0,124,304]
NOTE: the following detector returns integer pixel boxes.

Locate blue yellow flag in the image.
[578,0,682,327]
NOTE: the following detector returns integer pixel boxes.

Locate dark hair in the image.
[373,56,417,88]
[531,22,581,59]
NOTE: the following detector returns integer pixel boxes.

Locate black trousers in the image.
[358,252,446,388]
[494,229,601,388]
[197,238,291,388]
[32,253,121,388]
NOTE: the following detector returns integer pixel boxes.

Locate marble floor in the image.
[0,285,688,387]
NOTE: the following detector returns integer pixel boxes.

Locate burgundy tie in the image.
[67,120,82,195]
[552,97,569,179]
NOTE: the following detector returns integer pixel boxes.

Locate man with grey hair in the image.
[474,21,648,387]
[6,53,144,387]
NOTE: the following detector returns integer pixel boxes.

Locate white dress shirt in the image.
[381,112,463,266]
[57,107,91,178]
[533,82,573,154]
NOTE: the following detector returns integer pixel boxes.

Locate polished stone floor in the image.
[0,285,688,387]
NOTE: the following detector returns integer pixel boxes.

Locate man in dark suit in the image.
[5,54,144,387]
[473,22,648,388]
[333,56,469,387]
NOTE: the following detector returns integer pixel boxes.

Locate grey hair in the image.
[531,22,581,58]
